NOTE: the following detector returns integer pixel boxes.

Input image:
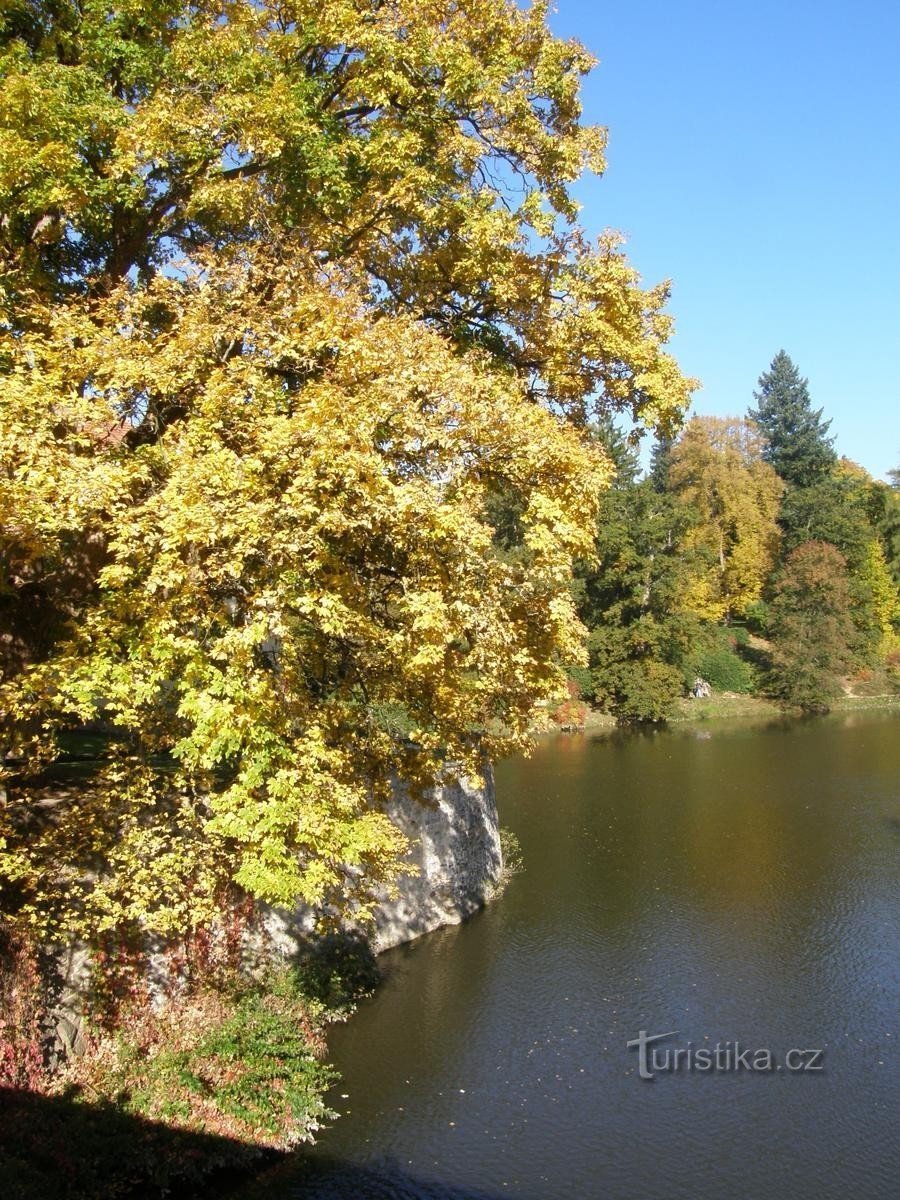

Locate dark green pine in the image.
[748,350,836,487]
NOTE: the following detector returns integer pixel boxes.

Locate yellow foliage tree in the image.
[668,417,783,621]
[0,1,693,940]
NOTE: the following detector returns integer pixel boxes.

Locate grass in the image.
[669,693,781,723]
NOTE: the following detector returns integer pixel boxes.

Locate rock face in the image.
[43,769,502,1064]
[371,764,502,953]
[265,765,503,957]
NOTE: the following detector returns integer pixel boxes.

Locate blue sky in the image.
[547,0,899,481]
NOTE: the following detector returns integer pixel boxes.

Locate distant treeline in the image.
[538,351,897,719]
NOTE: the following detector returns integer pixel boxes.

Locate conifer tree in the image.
[748,352,836,486]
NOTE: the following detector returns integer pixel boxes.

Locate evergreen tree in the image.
[748,352,836,486]
[576,474,700,723]
[649,431,675,492]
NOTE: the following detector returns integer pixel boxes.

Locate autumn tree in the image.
[667,416,783,621]
[869,475,900,588]
[779,460,899,658]
[0,2,693,941]
[768,542,857,712]
[748,351,836,487]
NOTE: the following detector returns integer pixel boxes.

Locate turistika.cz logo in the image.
[626,1030,825,1081]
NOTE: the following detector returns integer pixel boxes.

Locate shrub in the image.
[0,931,49,1091]
[881,637,900,690]
[63,975,336,1154]
[549,678,588,729]
[499,828,525,878]
[564,665,594,700]
[729,624,751,648]
[489,827,525,899]
[689,646,756,693]
[742,600,771,636]
[290,934,381,1018]
[596,659,684,723]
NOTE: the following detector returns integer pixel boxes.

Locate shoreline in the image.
[542,690,900,735]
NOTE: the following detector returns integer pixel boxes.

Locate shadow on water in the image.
[0,1084,515,1200]
[0,1086,276,1200]
[236,1152,516,1200]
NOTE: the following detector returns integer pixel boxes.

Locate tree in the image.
[866,471,900,589]
[768,541,857,712]
[778,460,899,659]
[0,2,693,941]
[648,430,675,492]
[667,416,784,621]
[576,447,701,723]
[748,351,836,487]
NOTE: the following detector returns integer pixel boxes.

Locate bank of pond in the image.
[2,708,898,1200]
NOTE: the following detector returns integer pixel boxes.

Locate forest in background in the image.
[557,350,900,723]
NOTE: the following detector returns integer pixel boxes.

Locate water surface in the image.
[257,712,900,1199]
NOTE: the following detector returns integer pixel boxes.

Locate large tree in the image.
[768,541,857,713]
[667,416,784,621]
[0,2,693,941]
[748,351,836,487]
[575,424,700,722]
[778,460,899,658]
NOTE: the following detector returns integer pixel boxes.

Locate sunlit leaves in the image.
[0,0,694,942]
[668,417,784,621]
[1,251,608,936]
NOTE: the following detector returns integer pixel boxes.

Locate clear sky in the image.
[547,0,900,481]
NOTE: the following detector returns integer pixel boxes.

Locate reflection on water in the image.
[246,712,900,1200]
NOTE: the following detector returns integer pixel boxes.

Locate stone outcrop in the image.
[39,767,501,1064]
[265,764,503,956]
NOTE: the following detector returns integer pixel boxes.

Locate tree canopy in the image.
[768,541,857,712]
[667,416,783,621]
[0,1,694,941]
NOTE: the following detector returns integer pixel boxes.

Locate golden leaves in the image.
[0,0,694,942]
[669,417,785,620]
[1,247,607,936]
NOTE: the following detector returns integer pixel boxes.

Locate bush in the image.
[549,678,587,729]
[290,934,381,1017]
[0,931,49,1091]
[564,665,594,700]
[67,981,336,1147]
[689,645,756,693]
[729,624,751,648]
[883,642,900,692]
[499,828,525,878]
[742,600,771,636]
[595,659,684,723]
[489,828,526,899]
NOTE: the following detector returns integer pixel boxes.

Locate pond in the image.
[253,711,899,1199]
